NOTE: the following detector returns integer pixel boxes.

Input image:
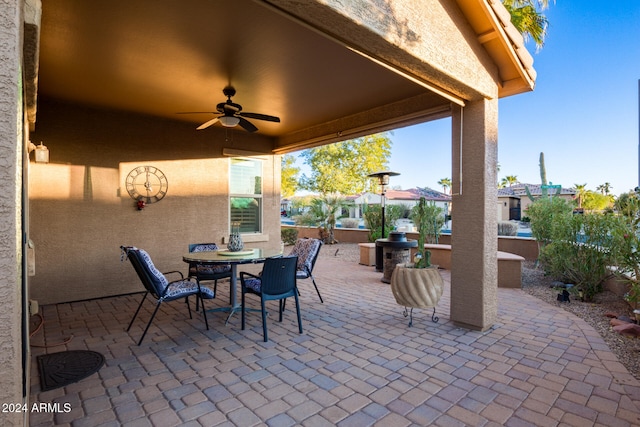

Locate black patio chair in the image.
[288,238,323,303]
[188,243,232,303]
[240,256,302,342]
[121,246,215,345]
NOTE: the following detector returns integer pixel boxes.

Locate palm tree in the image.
[500,175,519,188]
[316,193,345,244]
[573,183,587,208]
[501,0,553,50]
[437,178,452,195]
[596,182,612,195]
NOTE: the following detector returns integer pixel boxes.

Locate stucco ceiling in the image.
[37,0,443,147]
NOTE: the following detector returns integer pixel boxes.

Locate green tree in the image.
[281,154,300,198]
[437,178,452,195]
[500,175,519,188]
[299,133,392,195]
[596,182,612,195]
[501,0,553,51]
[573,183,587,208]
[615,191,640,221]
[582,190,613,212]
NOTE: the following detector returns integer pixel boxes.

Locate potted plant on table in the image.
[390,197,445,326]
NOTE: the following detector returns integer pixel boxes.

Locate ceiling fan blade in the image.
[238,117,258,133]
[196,117,219,130]
[240,112,280,122]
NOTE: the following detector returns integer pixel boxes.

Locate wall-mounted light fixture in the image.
[28,141,50,163]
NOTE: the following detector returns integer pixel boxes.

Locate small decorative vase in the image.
[227,222,244,252]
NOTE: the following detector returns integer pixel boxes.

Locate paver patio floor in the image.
[29,256,640,426]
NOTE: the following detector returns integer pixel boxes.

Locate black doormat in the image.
[37,350,105,391]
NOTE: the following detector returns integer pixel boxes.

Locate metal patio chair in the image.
[121,246,214,345]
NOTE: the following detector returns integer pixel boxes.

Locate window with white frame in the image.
[229,157,262,233]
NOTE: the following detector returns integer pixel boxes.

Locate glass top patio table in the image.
[182,248,283,323]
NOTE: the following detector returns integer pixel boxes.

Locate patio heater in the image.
[367,171,399,239]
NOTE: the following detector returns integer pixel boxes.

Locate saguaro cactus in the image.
[525,152,557,201]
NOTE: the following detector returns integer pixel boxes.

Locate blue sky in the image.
[295,2,640,196]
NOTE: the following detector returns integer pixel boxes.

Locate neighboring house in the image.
[350,187,451,219]
[498,183,576,220]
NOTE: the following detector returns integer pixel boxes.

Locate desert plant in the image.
[410,197,444,268]
[281,228,299,245]
[609,213,640,308]
[498,221,518,236]
[318,193,345,244]
[411,199,444,245]
[362,203,403,242]
[539,212,618,301]
[526,196,573,248]
[524,152,561,201]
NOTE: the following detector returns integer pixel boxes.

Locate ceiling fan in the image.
[179,86,280,133]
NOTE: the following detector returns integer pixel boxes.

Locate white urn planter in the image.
[390,263,444,326]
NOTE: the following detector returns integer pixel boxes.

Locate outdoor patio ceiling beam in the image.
[273,95,452,154]
[477,29,498,44]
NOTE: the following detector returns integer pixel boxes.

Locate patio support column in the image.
[0,0,28,424]
[450,99,498,331]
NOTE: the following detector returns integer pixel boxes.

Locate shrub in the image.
[526,196,573,246]
[281,228,298,245]
[292,212,318,227]
[362,204,402,242]
[340,218,360,229]
[609,214,640,307]
[410,200,444,244]
[539,212,618,301]
[497,221,518,236]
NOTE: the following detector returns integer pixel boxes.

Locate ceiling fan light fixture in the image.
[219,116,240,127]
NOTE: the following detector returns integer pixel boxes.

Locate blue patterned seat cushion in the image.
[190,264,232,276]
[288,239,321,276]
[136,249,214,300]
[189,243,232,276]
[192,244,219,252]
[243,277,262,293]
[164,279,215,301]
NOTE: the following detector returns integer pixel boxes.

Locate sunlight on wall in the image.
[29,159,234,202]
[119,159,228,198]
[29,163,119,202]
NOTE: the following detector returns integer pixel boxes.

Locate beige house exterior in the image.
[498,183,577,220]
[1,0,536,421]
[350,188,451,221]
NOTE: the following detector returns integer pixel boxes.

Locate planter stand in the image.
[403,306,439,327]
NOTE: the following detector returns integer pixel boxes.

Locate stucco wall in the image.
[29,98,282,305]
[0,0,27,423]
